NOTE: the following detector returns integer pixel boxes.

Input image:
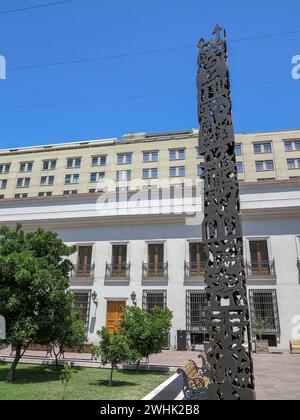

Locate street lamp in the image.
[130,291,137,306]
[92,291,98,305]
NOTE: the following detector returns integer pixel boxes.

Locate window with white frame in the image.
[255,160,274,172]
[66,157,81,169]
[169,149,185,161]
[15,193,28,199]
[65,174,80,185]
[236,162,244,173]
[253,143,272,154]
[90,172,105,183]
[169,166,186,177]
[197,164,204,177]
[91,155,107,167]
[63,190,78,195]
[235,144,242,156]
[284,140,300,152]
[19,161,33,173]
[43,160,57,171]
[0,179,7,189]
[287,158,300,169]
[0,163,11,174]
[16,178,30,188]
[116,170,131,181]
[143,151,158,163]
[143,168,158,179]
[40,176,54,186]
[117,153,133,165]
[38,192,53,197]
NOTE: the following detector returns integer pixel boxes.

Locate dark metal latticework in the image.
[197,26,255,400]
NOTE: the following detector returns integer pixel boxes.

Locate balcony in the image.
[142,262,168,285]
[105,263,131,285]
[245,260,277,285]
[70,264,95,286]
[184,261,205,284]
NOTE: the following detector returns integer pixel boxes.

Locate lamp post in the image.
[130,291,137,306]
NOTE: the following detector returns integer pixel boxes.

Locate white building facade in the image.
[0,179,299,350]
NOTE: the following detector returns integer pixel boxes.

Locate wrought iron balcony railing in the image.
[70,264,95,279]
[184,261,205,278]
[105,263,131,279]
[142,262,168,278]
[245,260,276,277]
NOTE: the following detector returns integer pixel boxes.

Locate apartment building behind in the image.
[1,128,300,200]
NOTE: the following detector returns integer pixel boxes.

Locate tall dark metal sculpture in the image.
[197,26,255,400]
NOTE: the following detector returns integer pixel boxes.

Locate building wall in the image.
[1,128,300,200]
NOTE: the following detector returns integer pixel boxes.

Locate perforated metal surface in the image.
[197,26,255,400]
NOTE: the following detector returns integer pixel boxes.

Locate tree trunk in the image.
[136,360,141,373]
[7,343,22,382]
[109,367,114,387]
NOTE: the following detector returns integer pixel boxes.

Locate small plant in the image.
[60,363,74,400]
[252,315,269,342]
[92,328,137,387]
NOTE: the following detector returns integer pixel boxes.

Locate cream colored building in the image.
[0,128,300,200]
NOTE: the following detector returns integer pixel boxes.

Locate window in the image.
[143,168,158,179]
[15,193,28,199]
[89,188,104,194]
[40,176,54,186]
[235,144,242,156]
[143,151,158,163]
[188,243,205,276]
[0,163,10,174]
[63,190,78,195]
[17,178,30,188]
[249,289,280,346]
[142,290,167,312]
[19,162,33,173]
[236,162,244,173]
[255,160,274,172]
[197,164,204,177]
[248,240,271,275]
[284,140,300,152]
[90,172,105,183]
[144,243,166,277]
[169,149,185,161]
[186,291,209,334]
[0,195,4,199]
[0,179,7,190]
[117,153,132,165]
[77,246,93,276]
[43,160,57,171]
[38,192,53,197]
[91,155,107,167]
[116,170,131,181]
[110,245,128,275]
[65,174,79,185]
[287,159,300,169]
[169,166,186,177]
[72,290,91,330]
[66,158,81,169]
[253,143,272,154]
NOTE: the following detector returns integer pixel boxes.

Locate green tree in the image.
[51,310,87,369]
[120,306,173,370]
[0,225,76,382]
[252,315,269,341]
[92,328,137,386]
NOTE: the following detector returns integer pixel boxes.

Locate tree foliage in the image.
[92,328,137,386]
[120,306,173,367]
[0,225,77,381]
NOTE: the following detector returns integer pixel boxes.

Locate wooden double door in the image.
[250,241,270,274]
[106,301,126,334]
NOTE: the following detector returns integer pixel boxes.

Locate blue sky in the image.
[0,0,300,148]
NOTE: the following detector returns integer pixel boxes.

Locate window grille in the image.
[142,290,167,312]
[186,290,209,333]
[72,290,91,331]
[249,289,280,340]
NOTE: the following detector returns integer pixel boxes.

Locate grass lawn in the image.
[0,363,171,400]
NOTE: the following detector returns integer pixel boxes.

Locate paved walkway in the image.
[1,348,300,400]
